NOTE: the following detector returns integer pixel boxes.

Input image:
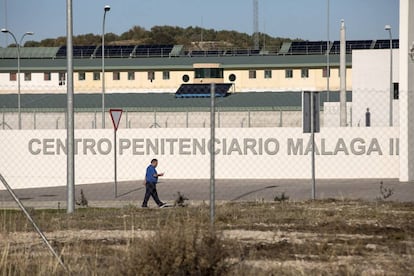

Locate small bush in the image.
[122,221,230,276]
[274,192,289,202]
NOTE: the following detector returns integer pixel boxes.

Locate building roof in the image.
[0,91,352,112]
[0,54,352,72]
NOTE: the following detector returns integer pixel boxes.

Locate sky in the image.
[0,0,399,47]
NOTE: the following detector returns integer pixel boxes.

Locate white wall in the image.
[352,49,399,127]
[0,127,400,190]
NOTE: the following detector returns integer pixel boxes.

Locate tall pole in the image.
[210,83,216,228]
[311,92,316,200]
[340,19,347,127]
[114,129,117,198]
[1,29,33,129]
[102,5,110,128]
[326,0,330,102]
[66,0,75,214]
[385,25,393,127]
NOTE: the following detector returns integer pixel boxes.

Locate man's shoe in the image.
[159,203,168,208]
[141,205,148,208]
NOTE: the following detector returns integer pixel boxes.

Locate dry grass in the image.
[0,199,413,275]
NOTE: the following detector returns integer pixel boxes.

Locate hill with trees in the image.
[19,25,300,51]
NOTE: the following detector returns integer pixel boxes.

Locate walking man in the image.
[142,159,166,208]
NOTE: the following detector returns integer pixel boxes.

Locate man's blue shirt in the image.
[146,165,158,183]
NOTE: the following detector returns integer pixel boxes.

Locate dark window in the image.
[44,72,51,81]
[128,71,135,80]
[322,68,331,78]
[264,70,272,79]
[249,70,256,79]
[182,74,190,83]
[393,83,399,100]
[9,72,16,81]
[285,69,293,79]
[78,72,86,81]
[148,71,155,81]
[59,72,66,86]
[24,72,31,81]
[113,72,120,81]
[163,71,170,80]
[194,68,223,79]
[301,68,309,78]
[93,72,100,81]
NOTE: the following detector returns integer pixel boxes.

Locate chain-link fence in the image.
[0,88,405,210]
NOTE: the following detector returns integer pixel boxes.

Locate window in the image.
[78,72,86,81]
[264,70,272,79]
[24,72,31,81]
[249,70,256,79]
[44,72,51,81]
[322,68,331,78]
[285,69,293,79]
[163,71,170,80]
[393,83,399,100]
[93,72,100,81]
[59,72,66,85]
[182,74,190,83]
[9,72,16,81]
[128,71,135,80]
[301,68,309,78]
[113,72,120,81]
[148,71,155,81]
[194,68,223,79]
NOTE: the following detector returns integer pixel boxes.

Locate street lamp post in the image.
[102,5,110,129]
[1,29,33,130]
[385,25,393,127]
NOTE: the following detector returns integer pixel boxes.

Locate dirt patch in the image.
[0,200,413,275]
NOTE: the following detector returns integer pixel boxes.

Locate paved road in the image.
[1,178,413,209]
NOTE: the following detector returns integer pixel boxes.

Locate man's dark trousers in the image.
[142,182,162,207]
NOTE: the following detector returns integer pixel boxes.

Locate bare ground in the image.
[0,199,413,275]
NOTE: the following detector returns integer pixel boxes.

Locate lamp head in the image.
[1,28,9,33]
[384,25,391,31]
[25,32,34,36]
[104,5,111,12]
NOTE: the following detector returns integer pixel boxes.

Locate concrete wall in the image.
[0,127,400,189]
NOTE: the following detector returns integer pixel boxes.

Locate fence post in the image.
[33,111,36,130]
[279,108,283,127]
[248,110,251,128]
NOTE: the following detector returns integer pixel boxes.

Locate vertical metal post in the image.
[66,0,75,214]
[248,111,251,128]
[125,110,128,128]
[17,41,21,129]
[326,0,330,102]
[2,112,4,130]
[102,6,110,128]
[387,27,393,127]
[33,111,36,130]
[340,19,347,127]
[186,111,189,128]
[114,129,117,198]
[210,83,216,227]
[279,108,283,127]
[311,92,316,200]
